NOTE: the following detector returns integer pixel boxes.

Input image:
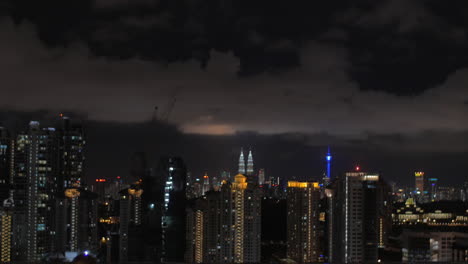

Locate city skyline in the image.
[1,0,468,263]
[1,1,468,187]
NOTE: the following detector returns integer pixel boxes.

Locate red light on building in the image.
[355,166,360,171]
[203,175,209,179]
[95,179,107,182]
[117,176,121,179]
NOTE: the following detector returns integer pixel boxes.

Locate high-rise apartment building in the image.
[286,181,321,263]
[327,172,390,264]
[0,198,13,264]
[0,127,13,202]
[119,183,144,263]
[12,121,57,262]
[186,174,261,263]
[10,118,86,261]
[158,156,187,263]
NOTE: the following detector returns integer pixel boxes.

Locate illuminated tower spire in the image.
[326,146,332,179]
[238,148,246,175]
[246,149,254,175]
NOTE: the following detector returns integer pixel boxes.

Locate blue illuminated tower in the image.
[326,147,332,179]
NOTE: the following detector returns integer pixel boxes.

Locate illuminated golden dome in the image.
[233,174,247,190]
[128,188,143,197]
[234,174,246,183]
[65,188,80,198]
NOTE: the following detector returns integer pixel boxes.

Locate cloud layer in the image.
[1,18,468,141]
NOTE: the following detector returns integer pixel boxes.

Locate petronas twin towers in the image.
[238,148,254,175]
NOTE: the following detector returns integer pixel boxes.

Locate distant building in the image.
[428,178,438,201]
[202,173,210,195]
[238,149,246,175]
[286,181,321,263]
[392,199,468,226]
[438,186,462,201]
[401,231,468,262]
[246,150,254,176]
[258,169,265,186]
[415,171,425,192]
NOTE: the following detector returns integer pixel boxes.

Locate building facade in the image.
[186,174,261,263]
[328,172,390,264]
[286,181,321,263]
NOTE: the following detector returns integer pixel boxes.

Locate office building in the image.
[415,171,425,192]
[286,181,321,263]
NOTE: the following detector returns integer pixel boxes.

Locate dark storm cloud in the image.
[1,18,468,143]
[4,0,468,95]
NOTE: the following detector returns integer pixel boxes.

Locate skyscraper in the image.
[186,174,261,263]
[0,127,12,202]
[10,118,87,261]
[13,121,57,262]
[287,181,321,263]
[0,198,13,264]
[246,149,254,176]
[157,156,187,263]
[328,171,390,263]
[415,171,425,192]
[428,178,438,201]
[202,173,210,194]
[119,183,144,263]
[238,149,246,175]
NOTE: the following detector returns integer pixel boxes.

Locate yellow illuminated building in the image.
[287,181,320,189]
[287,181,321,263]
[0,212,12,263]
[194,210,204,263]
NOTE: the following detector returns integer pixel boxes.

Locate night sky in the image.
[1,0,468,186]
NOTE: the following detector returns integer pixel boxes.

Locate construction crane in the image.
[161,96,177,121]
[153,87,181,122]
